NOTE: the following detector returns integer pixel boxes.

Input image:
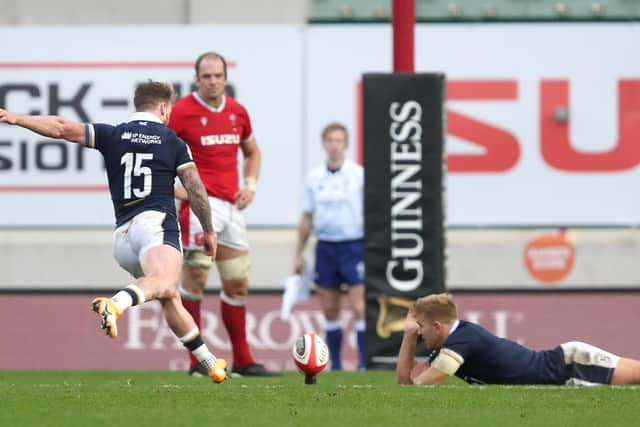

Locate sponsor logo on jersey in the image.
[200,117,208,127]
[200,134,241,146]
[122,133,162,144]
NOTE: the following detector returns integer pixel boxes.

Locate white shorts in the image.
[113,210,182,278]
[178,197,249,252]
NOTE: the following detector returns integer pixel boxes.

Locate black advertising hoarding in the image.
[363,73,447,368]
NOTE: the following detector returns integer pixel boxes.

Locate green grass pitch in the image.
[2,371,639,426]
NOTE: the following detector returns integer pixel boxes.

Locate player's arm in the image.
[411,366,449,385]
[294,211,313,274]
[397,309,420,384]
[235,138,261,210]
[177,164,216,258]
[0,108,86,144]
[412,348,464,385]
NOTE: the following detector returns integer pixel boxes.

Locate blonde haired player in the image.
[0,81,227,383]
[397,293,640,386]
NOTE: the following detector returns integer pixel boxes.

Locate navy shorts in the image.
[314,239,364,288]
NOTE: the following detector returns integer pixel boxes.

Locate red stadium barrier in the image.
[1,293,639,370]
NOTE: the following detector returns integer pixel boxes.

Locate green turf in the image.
[1,371,639,426]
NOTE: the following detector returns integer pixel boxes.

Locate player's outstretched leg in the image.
[91,284,145,338]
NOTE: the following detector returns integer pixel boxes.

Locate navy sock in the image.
[326,328,343,371]
[357,329,366,370]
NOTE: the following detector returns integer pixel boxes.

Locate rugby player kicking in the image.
[0,81,228,383]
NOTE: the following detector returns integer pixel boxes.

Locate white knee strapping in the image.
[216,255,250,281]
[560,341,619,368]
[183,249,213,271]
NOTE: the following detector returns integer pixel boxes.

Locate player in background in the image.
[294,123,365,370]
[169,52,278,377]
[0,81,227,383]
[397,293,640,386]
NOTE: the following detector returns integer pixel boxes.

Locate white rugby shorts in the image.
[179,196,249,251]
[113,210,181,278]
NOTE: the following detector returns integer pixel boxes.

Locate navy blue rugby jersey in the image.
[85,112,194,227]
[428,320,568,385]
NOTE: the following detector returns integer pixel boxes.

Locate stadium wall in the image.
[0,228,637,290]
[2,292,640,370]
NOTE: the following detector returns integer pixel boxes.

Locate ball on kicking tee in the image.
[292,332,330,376]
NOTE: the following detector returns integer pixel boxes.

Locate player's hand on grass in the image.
[0,108,18,125]
[234,188,255,210]
[202,231,217,259]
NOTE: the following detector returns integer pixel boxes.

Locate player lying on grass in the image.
[397,293,640,386]
[0,81,227,383]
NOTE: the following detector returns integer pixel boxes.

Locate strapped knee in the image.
[183,249,213,273]
[216,255,250,281]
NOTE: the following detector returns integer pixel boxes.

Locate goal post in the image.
[363,73,447,368]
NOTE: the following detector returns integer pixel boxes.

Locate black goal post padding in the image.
[362,73,447,369]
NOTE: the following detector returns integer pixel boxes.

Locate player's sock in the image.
[179,326,216,369]
[325,319,343,371]
[180,287,202,369]
[111,284,145,313]
[355,319,366,370]
[220,292,254,368]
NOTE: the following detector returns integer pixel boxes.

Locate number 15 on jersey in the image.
[121,152,153,199]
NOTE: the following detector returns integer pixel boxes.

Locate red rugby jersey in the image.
[169,93,254,203]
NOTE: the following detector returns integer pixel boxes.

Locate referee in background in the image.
[294,122,365,370]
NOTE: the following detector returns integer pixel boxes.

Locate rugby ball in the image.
[292,332,330,375]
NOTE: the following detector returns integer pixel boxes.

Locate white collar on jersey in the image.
[129,112,163,124]
[448,320,460,336]
[193,92,226,113]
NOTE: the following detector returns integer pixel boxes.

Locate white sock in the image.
[111,284,145,312]
[193,345,216,367]
[111,291,132,313]
[179,327,216,368]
